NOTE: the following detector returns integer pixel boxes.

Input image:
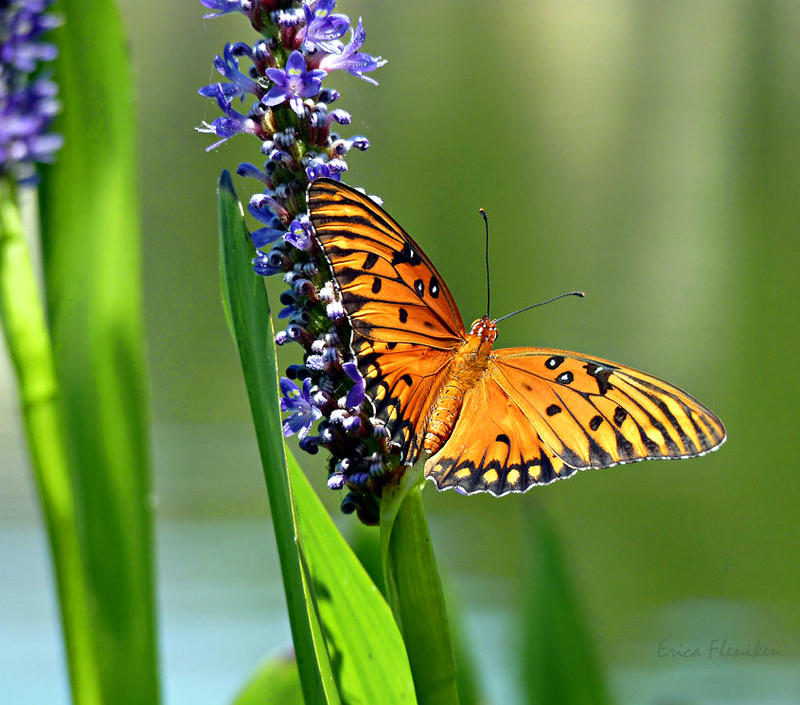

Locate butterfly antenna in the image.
[480,208,490,318]
[494,291,585,324]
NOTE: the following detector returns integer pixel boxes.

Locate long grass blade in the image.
[520,507,612,705]
[218,169,337,705]
[38,2,159,701]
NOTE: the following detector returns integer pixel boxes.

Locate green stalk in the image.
[381,468,460,705]
[0,179,102,705]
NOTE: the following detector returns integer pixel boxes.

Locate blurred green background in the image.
[2,0,799,703]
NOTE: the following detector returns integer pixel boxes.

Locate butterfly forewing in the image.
[308,179,465,347]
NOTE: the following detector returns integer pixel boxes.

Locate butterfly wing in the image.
[426,347,726,495]
[308,178,465,459]
[308,179,465,347]
[425,371,578,496]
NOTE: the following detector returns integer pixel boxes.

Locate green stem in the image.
[381,469,460,705]
[0,179,102,705]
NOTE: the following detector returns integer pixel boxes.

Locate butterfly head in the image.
[469,316,498,344]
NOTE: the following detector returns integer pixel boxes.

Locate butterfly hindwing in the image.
[427,348,725,495]
[354,336,452,460]
[425,372,576,496]
[308,179,465,348]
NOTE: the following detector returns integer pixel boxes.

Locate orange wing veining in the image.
[426,346,726,495]
[308,179,465,347]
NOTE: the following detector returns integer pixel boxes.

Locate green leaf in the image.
[289,450,416,705]
[231,654,304,705]
[381,470,460,705]
[218,171,416,705]
[38,1,158,702]
[520,508,612,705]
[218,170,336,705]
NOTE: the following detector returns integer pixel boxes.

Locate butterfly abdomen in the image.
[423,332,493,454]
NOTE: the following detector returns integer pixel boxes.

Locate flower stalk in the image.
[0,178,102,705]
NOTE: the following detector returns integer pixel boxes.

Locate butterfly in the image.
[307,178,726,496]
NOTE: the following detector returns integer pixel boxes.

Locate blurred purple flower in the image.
[0,0,62,178]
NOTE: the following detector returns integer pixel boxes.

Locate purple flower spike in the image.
[280,377,322,439]
[301,0,350,54]
[263,51,327,117]
[1,1,63,179]
[342,362,365,409]
[319,18,386,85]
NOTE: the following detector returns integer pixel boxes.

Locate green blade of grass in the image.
[520,507,612,705]
[288,450,417,705]
[0,180,103,705]
[218,169,336,705]
[219,170,416,705]
[38,1,158,701]
[381,470,460,705]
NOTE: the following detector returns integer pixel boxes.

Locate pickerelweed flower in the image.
[0,0,62,180]
[199,0,389,523]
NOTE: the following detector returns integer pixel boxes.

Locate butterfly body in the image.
[308,179,726,496]
[424,317,497,454]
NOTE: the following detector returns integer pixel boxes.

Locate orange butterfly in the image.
[307,179,726,496]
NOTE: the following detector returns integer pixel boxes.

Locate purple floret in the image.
[263,50,327,117]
